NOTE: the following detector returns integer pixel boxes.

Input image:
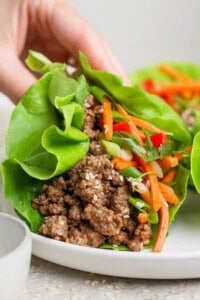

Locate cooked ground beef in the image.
[110,185,131,217]
[68,227,88,246]
[40,215,68,241]
[108,231,129,245]
[134,223,153,245]
[83,94,100,140]
[79,224,105,247]
[83,203,123,236]
[89,140,105,156]
[32,94,153,251]
[32,177,67,216]
[66,154,127,207]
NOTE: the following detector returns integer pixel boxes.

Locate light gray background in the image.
[2,2,200,298]
[69,0,200,72]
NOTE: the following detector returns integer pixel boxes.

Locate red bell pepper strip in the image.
[113,122,132,133]
[141,78,156,93]
[150,133,165,148]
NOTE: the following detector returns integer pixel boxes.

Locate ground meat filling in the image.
[32,94,153,251]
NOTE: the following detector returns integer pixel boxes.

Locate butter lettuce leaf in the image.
[1,160,44,232]
[80,53,191,145]
[129,62,200,84]
[169,164,190,224]
[4,72,89,180]
[191,131,200,192]
[25,49,66,74]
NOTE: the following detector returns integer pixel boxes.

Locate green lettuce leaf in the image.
[1,160,44,232]
[129,62,200,84]
[4,72,89,180]
[169,164,190,224]
[25,49,66,74]
[79,53,191,145]
[191,131,200,192]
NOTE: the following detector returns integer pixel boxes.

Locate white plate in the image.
[1,95,200,279]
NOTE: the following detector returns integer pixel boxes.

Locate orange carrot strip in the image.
[146,164,162,211]
[137,158,162,211]
[117,105,142,143]
[152,199,169,252]
[159,64,189,82]
[130,116,172,136]
[174,145,192,161]
[111,157,131,165]
[162,168,177,183]
[157,156,178,169]
[111,157,122,164]
[114,161,138,170]
[137,212,148,224]
[174,153,183,161]
[153,81,200,96]
[103,98,113,140]
[140,190,153,207]
[159,64,193,99]
[158,182,179,205]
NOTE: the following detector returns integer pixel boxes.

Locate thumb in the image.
[0,48,36,104]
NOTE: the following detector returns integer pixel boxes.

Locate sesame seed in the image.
[123,215,129,219]
[93,194,98,201]
[84,102,91,108]
[94,185,100,189]
[85,173,90,180]
[88,172,95,179]
[119,175,124,182]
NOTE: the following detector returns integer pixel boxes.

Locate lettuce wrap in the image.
[0,51,191,252]
[129,62,200,193]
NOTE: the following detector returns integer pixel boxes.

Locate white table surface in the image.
[21,256,200,300]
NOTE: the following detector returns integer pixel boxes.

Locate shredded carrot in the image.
[159,64,189,82]
[140,190,153,207]
[158,64,193,99]
[157,156,178,169]
[162,168,177,183]
[117,105,143,144]
[137,157,162,211]
[111,157,129,165]
[103,98,113,140]
[158,182,179,205]
[174,145,192,161]
[130,116,172,136]
[174,153,183,161]
[114,161,138,170]
[153,81,200,96]
[138,129,146,140]
[152,198,169,253]
[137,212,148,224]
[111,157,138,170]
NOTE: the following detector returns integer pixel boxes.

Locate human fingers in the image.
[0,48,36,104]
[46,0,129,84]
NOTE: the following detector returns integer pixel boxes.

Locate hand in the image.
[0,0,129,103]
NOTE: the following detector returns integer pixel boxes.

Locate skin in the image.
[0,0,129,104]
